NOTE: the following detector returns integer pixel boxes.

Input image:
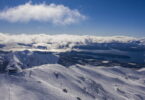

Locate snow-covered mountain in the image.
[0,33,145,100]
[1,64,145,100]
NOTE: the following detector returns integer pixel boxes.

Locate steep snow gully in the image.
[0,34,145,100]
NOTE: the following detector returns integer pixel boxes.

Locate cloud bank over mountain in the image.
[1,33,145,51]
[0,2,85,25]
[0,33,138,44]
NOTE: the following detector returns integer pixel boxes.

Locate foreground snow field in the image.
[0,33,145,100]
[1,64,145,100]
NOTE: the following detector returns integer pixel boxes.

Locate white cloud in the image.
[0,33,138,45]
[0,2,86,25]
[1,33,144,51]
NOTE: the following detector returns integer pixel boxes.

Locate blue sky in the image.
[0,0,145,37]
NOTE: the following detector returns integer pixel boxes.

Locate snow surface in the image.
[0,33,145,100]
[0,64,145,100]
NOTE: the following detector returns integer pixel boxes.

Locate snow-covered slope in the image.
[0,33,145,100]
[0,64,145,100]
